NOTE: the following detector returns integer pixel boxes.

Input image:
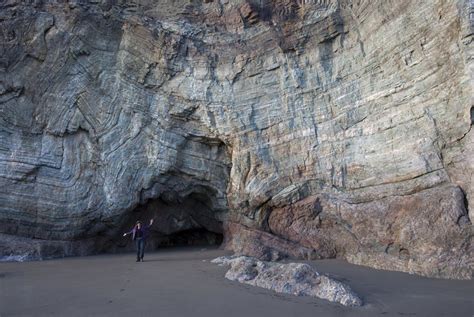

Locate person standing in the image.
[123,219,154,262]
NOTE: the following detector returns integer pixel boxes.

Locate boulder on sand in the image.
[212,256,363,307]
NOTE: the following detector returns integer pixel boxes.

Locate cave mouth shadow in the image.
[153,228,223,248]
[116,190,225,253]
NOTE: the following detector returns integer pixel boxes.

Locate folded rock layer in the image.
[0,0,472,279]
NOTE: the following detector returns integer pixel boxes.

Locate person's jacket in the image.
[126,224,151,240]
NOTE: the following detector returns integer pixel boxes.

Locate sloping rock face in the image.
[0,0,473,278]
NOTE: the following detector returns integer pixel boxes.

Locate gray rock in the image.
[212,255,363,307]
[0,0,472,279]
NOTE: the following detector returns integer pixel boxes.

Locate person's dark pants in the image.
[135,238,146,261]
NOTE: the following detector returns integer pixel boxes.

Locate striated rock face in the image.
[0,0,473,278]
[212,255,363,307]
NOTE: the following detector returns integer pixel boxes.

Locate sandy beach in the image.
[0,246,472,317]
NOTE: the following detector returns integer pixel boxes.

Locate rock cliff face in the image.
[1,0,473,279]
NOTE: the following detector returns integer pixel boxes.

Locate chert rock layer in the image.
[0,0,473,279]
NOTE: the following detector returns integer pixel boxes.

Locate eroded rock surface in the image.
[212,255,363,307]
[0,0,473,278]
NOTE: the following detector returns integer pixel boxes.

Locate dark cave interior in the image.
[117,191,225,252]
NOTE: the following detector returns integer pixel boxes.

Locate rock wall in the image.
[0,0,472,279]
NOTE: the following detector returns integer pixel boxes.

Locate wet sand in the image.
[0,246,473,317]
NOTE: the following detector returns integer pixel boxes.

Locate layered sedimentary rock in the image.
[0,0,473,279]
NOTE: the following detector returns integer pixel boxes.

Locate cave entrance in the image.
[122,189,225,251]
[158,228,223,247]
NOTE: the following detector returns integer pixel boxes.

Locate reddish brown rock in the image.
[226,185,473,279]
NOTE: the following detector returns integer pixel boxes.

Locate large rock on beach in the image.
[212,255,363,307]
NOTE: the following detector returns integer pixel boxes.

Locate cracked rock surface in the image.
[212,255,363,307]
[0,0,473,279]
